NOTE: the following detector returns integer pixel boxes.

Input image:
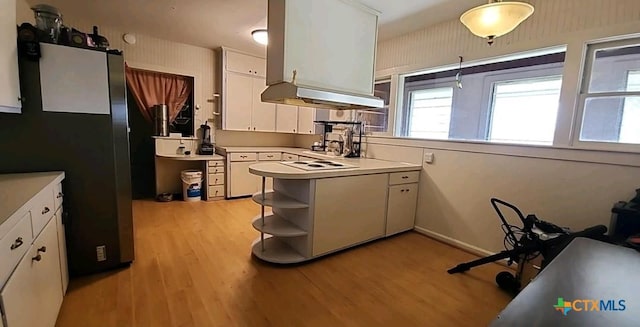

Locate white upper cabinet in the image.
[0,0,22,113]
[251,78,276,132]
[276,104,298,133]
[267,0,378,95]
[225,72,253,131]
[226,50,266,77]
[297,106,316,134]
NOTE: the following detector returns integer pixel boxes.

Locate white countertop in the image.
[156,154,224,161]
[0,172,65,226]
[249,157,421,179]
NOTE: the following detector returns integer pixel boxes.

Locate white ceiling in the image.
[34,0,485,55]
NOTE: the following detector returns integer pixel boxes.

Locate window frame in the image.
[573,38,640,152]
[400,79,457,138]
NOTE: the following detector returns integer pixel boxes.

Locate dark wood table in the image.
[490,237,640,327]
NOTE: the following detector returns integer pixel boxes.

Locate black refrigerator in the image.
[0,43,134,276]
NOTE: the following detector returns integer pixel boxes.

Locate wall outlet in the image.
[424,152,435,164]
[96,245,106,262]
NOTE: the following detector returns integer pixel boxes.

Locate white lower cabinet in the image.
[385,183,418,236]
[229,161,260,197]
[1,218,63,327]
[55,208,69,293]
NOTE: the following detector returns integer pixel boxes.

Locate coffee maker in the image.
[198,122,214,155]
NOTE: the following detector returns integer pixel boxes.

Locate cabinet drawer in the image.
[230,153,257,161]
[31,187,56,238]
[258,152,282,161]
[208,173,225,186]
[53,182,63,210]
[208,166,225,175]
[0,213,33,286]
[389,171,420,185]
[282,153,299,161]
[208,185,225,198]
[208,160,224,168]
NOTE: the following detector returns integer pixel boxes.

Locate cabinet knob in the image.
[38,246,47,253]
[293,129,296,132]
[57,192,63,199]
[248,127,251,130]
[401,189,406,193]
[32,254,42,262]
[42,207,50,215]
[18,97,24,102]
[10,237,24,250]
[253,127,256,131]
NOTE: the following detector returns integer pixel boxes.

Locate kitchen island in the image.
[249,157,421,264]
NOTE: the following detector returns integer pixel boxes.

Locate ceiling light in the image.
[251,29,268,45]
[460,0,534,45]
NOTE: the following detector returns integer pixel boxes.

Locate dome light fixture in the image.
[460,0,534,45]
[251,29,268,45]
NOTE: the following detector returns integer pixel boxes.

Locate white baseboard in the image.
[413,227,515,269]
[413,227,495,257]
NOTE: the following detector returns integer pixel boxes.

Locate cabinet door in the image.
[1,218,63,327]
[229,161,260,197]
[251,78,276,132]
[225,73,253,131]
[0,0,21,112]
[297,107,316,134]
[226,51,266,77]
[0,244,38,327]
[386,184,418,236]
[276,104,299,133]
[56,208,69,294]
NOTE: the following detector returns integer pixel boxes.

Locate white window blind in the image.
[489,76,562,145]
[408,87,453,139]
[620,71,640,143]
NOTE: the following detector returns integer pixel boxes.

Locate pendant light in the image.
[251,29,268,45]
[460,0,534,45]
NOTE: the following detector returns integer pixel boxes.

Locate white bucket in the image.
[181,170,203,202]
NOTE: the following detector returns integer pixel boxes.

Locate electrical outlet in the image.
[96,245,106,262]
[424,152,435,164]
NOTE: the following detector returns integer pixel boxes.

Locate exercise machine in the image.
[447,198,608,293]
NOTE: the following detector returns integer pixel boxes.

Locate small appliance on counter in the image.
[313,121,363,158]
[198,122,214,155]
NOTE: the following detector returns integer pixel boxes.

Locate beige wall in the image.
[16,0,31,24]
[215,130,296,147]
[372,0,640,255]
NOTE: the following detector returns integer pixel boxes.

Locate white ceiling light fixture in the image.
[251,29,268,45]
[460,0,534,45]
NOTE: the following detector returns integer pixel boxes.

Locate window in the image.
[489,76,562,145]
[357,80,390,133]
[408,87,453,139]
[579,40,640,145]
[397,52,565,145]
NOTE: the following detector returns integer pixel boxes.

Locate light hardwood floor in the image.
[55,199,512,327]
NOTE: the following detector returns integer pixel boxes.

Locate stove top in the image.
[280,160,357,171]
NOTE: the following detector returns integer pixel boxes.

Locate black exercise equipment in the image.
[447,198,608,293]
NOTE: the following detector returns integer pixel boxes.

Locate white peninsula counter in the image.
[248,158,422,264]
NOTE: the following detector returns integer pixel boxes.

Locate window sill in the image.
[364,135,640,168]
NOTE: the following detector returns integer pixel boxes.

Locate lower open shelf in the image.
[251,236,308,264]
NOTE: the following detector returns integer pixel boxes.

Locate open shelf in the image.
[252,191,309,209]
[251,236,307,264]
[252,214,308,237]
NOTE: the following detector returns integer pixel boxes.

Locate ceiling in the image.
[35,0,485,55]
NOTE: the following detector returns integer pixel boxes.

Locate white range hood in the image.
[262,0,384,110]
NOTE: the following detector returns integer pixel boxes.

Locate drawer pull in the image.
[240,155,247,158]
[42,207,50,215]
[32,254,42,262]
[402,176,409,179]
[57,192,63,198]
[267,155,274,158]
[10,237,24,250]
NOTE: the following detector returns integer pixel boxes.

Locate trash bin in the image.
[181,170,202,202]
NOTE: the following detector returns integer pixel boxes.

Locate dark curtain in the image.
[124,65,192,122]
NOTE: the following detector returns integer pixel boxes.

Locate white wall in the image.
[16,0,31,24]
[370,0,640,255]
